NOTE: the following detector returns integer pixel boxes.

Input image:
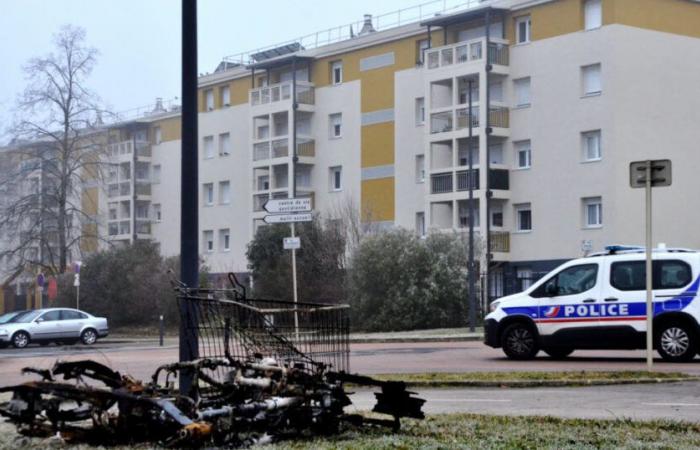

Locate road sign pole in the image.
[645,160,653,370]
[291,222,300,341]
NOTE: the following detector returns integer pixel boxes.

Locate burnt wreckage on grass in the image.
[0,274,425,447]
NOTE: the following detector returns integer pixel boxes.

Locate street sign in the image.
[263,213,313,224]
[37,273,45,288]
[263,198,312,214]
[283,237,301,250]
[630,160,672,188]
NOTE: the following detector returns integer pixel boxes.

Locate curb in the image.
[380,377,700,389]
[349,336,481,344]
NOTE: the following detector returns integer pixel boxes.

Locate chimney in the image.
[359,14,376,35]
[153,97,165,113]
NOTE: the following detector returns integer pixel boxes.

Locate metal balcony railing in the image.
[426,37,509,70]
[488,41,509,66]
[135,182,151,196]
[253,142,271,161]
[272,139,288,158]
[297,138,315,157]
[456,108,479,130]
[250,81,315,106]
[430,111,453,134]
[431,172,453,194]
[456,169,479,191]
[490,231,510,253]
[489,107,510,128]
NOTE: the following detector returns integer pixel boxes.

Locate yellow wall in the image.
[607,0,700,39]
[361,123,395,167]
[361,178,395,222]
[153,116,182,143]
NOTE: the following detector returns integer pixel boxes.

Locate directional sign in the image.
[630,160,672,188]
[263,198,312,214]
[263,213,313,224]
[283,237,301,250]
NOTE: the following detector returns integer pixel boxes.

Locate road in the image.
[2,340,700,421]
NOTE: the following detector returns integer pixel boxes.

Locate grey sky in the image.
[0,0,422,141]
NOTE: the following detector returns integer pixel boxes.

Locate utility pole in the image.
[467,79,476,332]
[291,57,300,339]
[180,0,199,394]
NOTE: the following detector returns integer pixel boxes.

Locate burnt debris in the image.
[0,273,425,447]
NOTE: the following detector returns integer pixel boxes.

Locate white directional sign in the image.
[283,237,301,250]
[263,198,312,214]
[263,213,313,224]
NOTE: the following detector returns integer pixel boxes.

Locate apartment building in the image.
[3,0,700,306]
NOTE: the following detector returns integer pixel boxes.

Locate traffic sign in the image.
[263,213,313,224]
[283,237,301,250]
[630,160,672,188]
[263,198,312,214]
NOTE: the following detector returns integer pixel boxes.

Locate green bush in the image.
[347,230,475,332]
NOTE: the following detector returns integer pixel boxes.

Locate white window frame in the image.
[329,113,342,139]
[581,130,602,162]
[514,140,532,169]
[583,197,603,228]
[415,97,425,126]
[515,203,532,232]
[329,166,342,192]
[219,181,231,205]
[582,63,602,96]
[153,203,162,222]
[513,77,531,108]
[203,183,214,206]
[331,60,343,85]
[219,132,231,156]
[205,89,214,111]
[415,155,425,183]
[515,15,531,44]
[219,229,231,252]
[416,212,426,237]
[221,85,231,107]
[584,0,602,31]
[204,230,214,253]
[203,136,215,159]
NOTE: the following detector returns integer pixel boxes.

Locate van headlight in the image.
[489,301,500,313]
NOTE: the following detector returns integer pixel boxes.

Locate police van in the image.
[484,245,700,362]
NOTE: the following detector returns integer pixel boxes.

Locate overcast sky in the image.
[0,0,435,142]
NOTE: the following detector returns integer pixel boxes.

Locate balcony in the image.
[456,169,479,191]
[489,107,510,129]
[431,173,453,194]
[272,139,289,158]
[489,169,510,190]
[249,81,315,106]
[425,38,509,70]
[430,111,453,134]
[253,142,270,161]
[490,231,510,253]
[456,108,479,130]
[108,220,131,237]
[297,138,315,157]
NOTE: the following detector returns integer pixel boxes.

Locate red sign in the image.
[47,278,58,301]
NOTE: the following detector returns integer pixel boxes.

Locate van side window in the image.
[610,260,692,291]
[531,264,598,298]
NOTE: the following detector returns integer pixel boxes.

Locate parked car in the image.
[0,310,28,325]
[0,308,108,349]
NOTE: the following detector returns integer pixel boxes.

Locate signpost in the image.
[630,159,672,369]
[264,198,312,214]
[283,237,301,250]
[263,213,313,224]
[73,261,82,310]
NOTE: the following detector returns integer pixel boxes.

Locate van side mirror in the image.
[545,283,558,297]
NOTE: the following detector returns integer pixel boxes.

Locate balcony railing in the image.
[456,169,479,191]
[456,108,479,130]
[488,42,509,66]
[253,142,270,161]
[250,81,315,106]
[430,111,453,134]
[297,138,315,157]
[272,139,288,158]
[135,220,151,235]
[426,38,509,70]
[490,231,510,253]
[135,141,152,157]
[135,182,151,196]
[431,173,453,194]
[489,107,510,128]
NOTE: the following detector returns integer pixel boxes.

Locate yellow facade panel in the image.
[361,122,394,168]
[608,0,700,39]
[361,178,395,222]
[153,116,182,142]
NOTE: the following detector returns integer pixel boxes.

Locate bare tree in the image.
[0,25,107,276]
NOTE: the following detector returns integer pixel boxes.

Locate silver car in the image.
[0,308,109,349]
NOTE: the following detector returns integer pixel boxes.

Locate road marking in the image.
[641,402,700,407]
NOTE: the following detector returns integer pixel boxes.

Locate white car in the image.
[485,245,700,362]
[0,308,109,349]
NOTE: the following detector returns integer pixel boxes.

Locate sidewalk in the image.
[105,327,483,345]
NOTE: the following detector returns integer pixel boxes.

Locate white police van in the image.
[484,245,700,362]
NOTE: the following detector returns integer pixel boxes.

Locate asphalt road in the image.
[3,340,700,421]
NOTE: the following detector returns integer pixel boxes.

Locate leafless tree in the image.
[0,25,108,277]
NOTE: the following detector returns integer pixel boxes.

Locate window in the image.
[584,0,602,30]
[582,63,602,96]
[415,155,425,183]
[205,89,214,111]
[517,267,533,290]
[331,60,343,85]
[219,181,231,204]
[219,229,230,252]
[491,204,504,227]
[489,80,504,103]
[153,126,162,144]
[416,212,426,236]
[203,183,214,206]
[513,77,531,107]
[582,130,601,161]
[329,166,342,191]
[532,264,598,297]
[220,85,231,106]
[515,203,532,232]
[415,97,425,125]
[583,196,602,227]
[329,113,342,138]
[490,143,504,164]
[203,136,214,159]
[153,204,162,222]
[203,230,214,253]
[416,39,429,64]
[219,132,231,156]
[611,260,692,291]
[40,310,62,322]
[516,16,531,44]
[152,164,161,184]
[515,140,531,169]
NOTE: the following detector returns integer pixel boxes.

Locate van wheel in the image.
[543,347,574,359]
[502,323,539,360]
[656,322,696,362]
